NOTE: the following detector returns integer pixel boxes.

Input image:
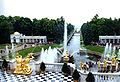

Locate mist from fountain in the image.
[41,48,44,56]
[103,43,109,58]
[39,23,67,63]
[11,43,15,58]
[63,23,67,56]
[117,49,120,58]
[112,46,116,57]
[5,45,9,60]
[108,43,112,55]
[39,46,59,63]
[106,43,112,58]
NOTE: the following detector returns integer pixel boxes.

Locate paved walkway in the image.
[0,70,74,82]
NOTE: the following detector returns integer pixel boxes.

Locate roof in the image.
[21,36,46,39]
[14,32,20,35]
[99,36,120,39]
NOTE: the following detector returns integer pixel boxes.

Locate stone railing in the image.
[35,61,75,73]
[3,60,120,82]
[76,69,120,82]
[6,60,75,74]
[94,73,120,82]
[35,62,64,72]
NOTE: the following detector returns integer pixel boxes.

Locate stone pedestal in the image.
[8,59,15,70]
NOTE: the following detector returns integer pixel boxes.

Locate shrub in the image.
[86,72,95,82]
[62,63,71,76]
[72,69,80,80]
[40,62,46,72]
[2,59,8,70]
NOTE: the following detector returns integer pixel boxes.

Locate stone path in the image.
[0,70,74,82]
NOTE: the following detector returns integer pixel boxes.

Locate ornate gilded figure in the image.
[14,53,34,75]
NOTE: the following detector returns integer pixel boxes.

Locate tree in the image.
[81,14,120,45]
[13,17,32,36]
[0,15,74,44]
[81,23,93,45]
[0,15,13,43]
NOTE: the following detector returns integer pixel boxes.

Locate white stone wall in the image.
[10,32,47,44]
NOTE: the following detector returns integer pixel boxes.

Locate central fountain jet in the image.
[63,23,67,55]
[62,23,70,62]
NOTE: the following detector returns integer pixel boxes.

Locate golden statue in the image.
[103,60,107,71]
[112,57,116,65]
[63,51,69,62]
[97,61,101,69]
[80,61,83,70]
[103,60,107,67]
[14,53,34,75]
[14,53,22,74]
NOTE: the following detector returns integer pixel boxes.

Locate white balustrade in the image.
[35,62,65,72]
[3,59,120,82]
[75,69,120,82]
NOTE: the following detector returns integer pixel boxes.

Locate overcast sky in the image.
[0,0,120,28]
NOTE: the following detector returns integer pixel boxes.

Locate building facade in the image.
[99,36,120,44]
[10,32,47,44]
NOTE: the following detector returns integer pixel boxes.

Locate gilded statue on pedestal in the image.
[14,53,34,75]
[63,51,69,62]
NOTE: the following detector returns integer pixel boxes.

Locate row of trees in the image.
[0,15,74,44]
[81,14,120,45]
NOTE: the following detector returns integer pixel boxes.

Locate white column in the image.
[23,39,24,43]
[109,39,110,43]
[117,39,119,43]
[101,39,104,44]
[113,39,115,43]
[43,39,45,43]
[31,39,32,43]
[32,39,34,43]
[29,39,31,43]
[26,39,27,43]
[25,39,26,43]
[39,39,41,44]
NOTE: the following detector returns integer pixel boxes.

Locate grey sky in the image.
[1,0,120,28]
[0,0,4,14]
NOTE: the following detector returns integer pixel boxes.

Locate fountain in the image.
[14,53,34,75]
[63,23,67,53]
[11,43,15,59]
[103,43,109,58]
[63,23,68,56]
[112,46,116,57]
[108,43,112,55]
[106,43,112,58]
[39,46,59,63]
[41,48,44,56]
[5,45,9,60]
[38,23,69,63]
[117,49,120,58]
[62,23,71,63]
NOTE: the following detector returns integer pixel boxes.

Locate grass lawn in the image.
[18,44,62,58]
[84,45,104,54]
